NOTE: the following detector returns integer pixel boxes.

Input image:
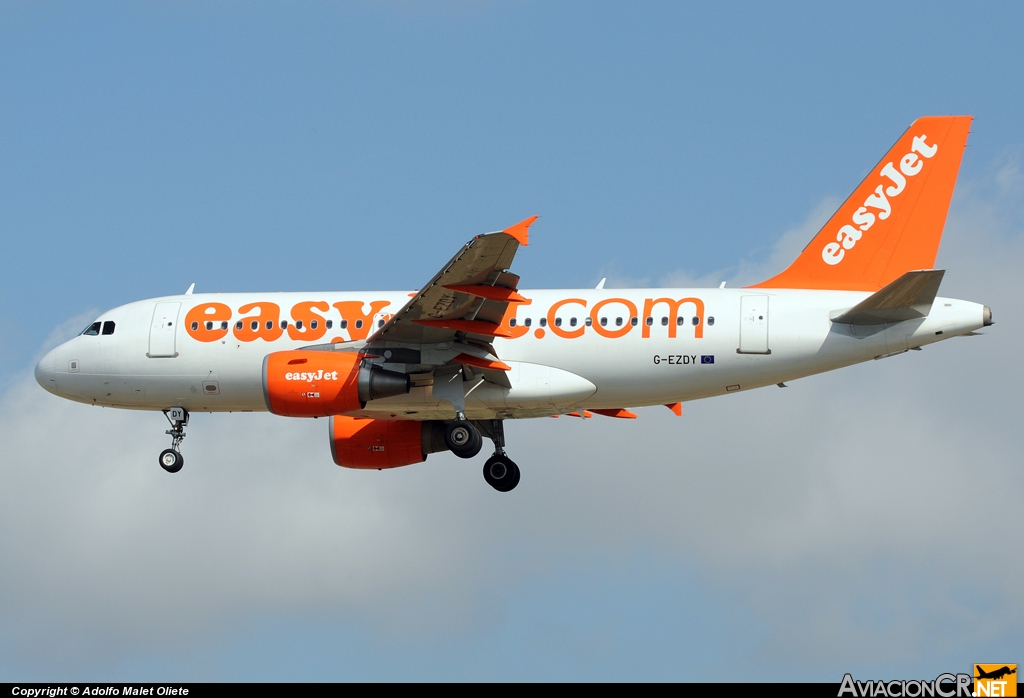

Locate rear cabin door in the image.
[148,302,181,358]
[738,295,770,354]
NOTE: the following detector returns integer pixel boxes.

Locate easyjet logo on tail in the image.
[822,134,938,266]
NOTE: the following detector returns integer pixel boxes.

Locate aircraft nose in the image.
[35,348,58,395]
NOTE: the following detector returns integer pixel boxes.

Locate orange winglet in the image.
[566,410,593,418]
[413,318,514,338]
[665,403,682,416]
[444,285,528,303]
[591,408,638,419]
[453,353,511,371]
[502,215,538,246]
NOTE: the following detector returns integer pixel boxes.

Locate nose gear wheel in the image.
[159,448,183,473]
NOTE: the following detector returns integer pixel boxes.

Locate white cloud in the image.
[1,163,1022,678]
[658,196,842,289]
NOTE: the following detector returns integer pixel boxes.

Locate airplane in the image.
[34,116,992,492]
[975,666,1016,681]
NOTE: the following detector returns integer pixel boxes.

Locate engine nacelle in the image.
[329,416,449,469]
[262,350,410,417]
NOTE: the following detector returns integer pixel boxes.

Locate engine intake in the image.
[262,350,410,417]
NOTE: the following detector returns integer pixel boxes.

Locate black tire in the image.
[483,455,519,492]
[509,463,520,491]
[445,420,482,459]
[159,448,183,473]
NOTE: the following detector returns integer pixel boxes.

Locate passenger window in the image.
[326,320,333,329]
[190,322,198,332]
[661,317,668,326]
[102,321,116,335]
[311,320,318,330]
[295,320,303,330]
[266,320,274,330]
[236,321,243,330]
[539,318,547,328]
[341,320,348,329]
[570,317,577,327]
[378,319,385,327]
[82,322,101,336]
[205,321,213,331]
[585,317,593,326]
[554,318,562,327]
[524,318,532,327]
[510,318,517,327]
[250,320,259,331]
[355,320,363,329]
[692,316,700,326]
[645,317,653,326]
[615,317,623,327]
[631,317,638,326]
[220,321,228,331]
[708,316,715,326]
[677,316,684,326]
[600,317,607,326]
[280,320,288,329]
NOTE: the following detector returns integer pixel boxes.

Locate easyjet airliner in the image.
[35,116,991,491]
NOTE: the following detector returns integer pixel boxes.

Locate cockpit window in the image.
[101,321,116,335]
[81,322,101,336]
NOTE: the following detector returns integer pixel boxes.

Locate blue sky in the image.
[1,1,1022,681]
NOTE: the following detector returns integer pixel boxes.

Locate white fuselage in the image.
[35,288,987,420]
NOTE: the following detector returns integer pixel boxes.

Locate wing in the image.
[366,216,536,347]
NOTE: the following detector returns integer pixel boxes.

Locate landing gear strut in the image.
[480,420,519,492]
[159,407,188,473]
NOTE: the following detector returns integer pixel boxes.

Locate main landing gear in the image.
[159,407,188,474]
[445,416,520,492]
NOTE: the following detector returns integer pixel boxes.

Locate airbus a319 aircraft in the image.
[35,116,991,492]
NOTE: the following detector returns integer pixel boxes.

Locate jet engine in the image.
[330,415,449,469]
[262,350,410,417]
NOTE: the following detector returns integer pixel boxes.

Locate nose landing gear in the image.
[159,407,188,473]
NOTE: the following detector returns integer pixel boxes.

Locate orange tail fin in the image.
[753,116,972,291]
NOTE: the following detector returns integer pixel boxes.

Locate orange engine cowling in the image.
[330,416,449,469]
[262,350,410,417]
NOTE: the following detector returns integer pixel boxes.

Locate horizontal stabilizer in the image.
[831,269,944,325]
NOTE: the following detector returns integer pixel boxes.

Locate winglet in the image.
[503,216,538,246]
[665,403,682,416]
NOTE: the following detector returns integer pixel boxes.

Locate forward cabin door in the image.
[738,295,770,354]
[148,302,181,358]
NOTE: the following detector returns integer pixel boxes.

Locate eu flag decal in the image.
[701,355,715,364]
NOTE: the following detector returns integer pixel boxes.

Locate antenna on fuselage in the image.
[185,283,195,295]
[595,278,606,290]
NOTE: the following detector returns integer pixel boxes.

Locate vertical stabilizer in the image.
[753,116,972,291]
